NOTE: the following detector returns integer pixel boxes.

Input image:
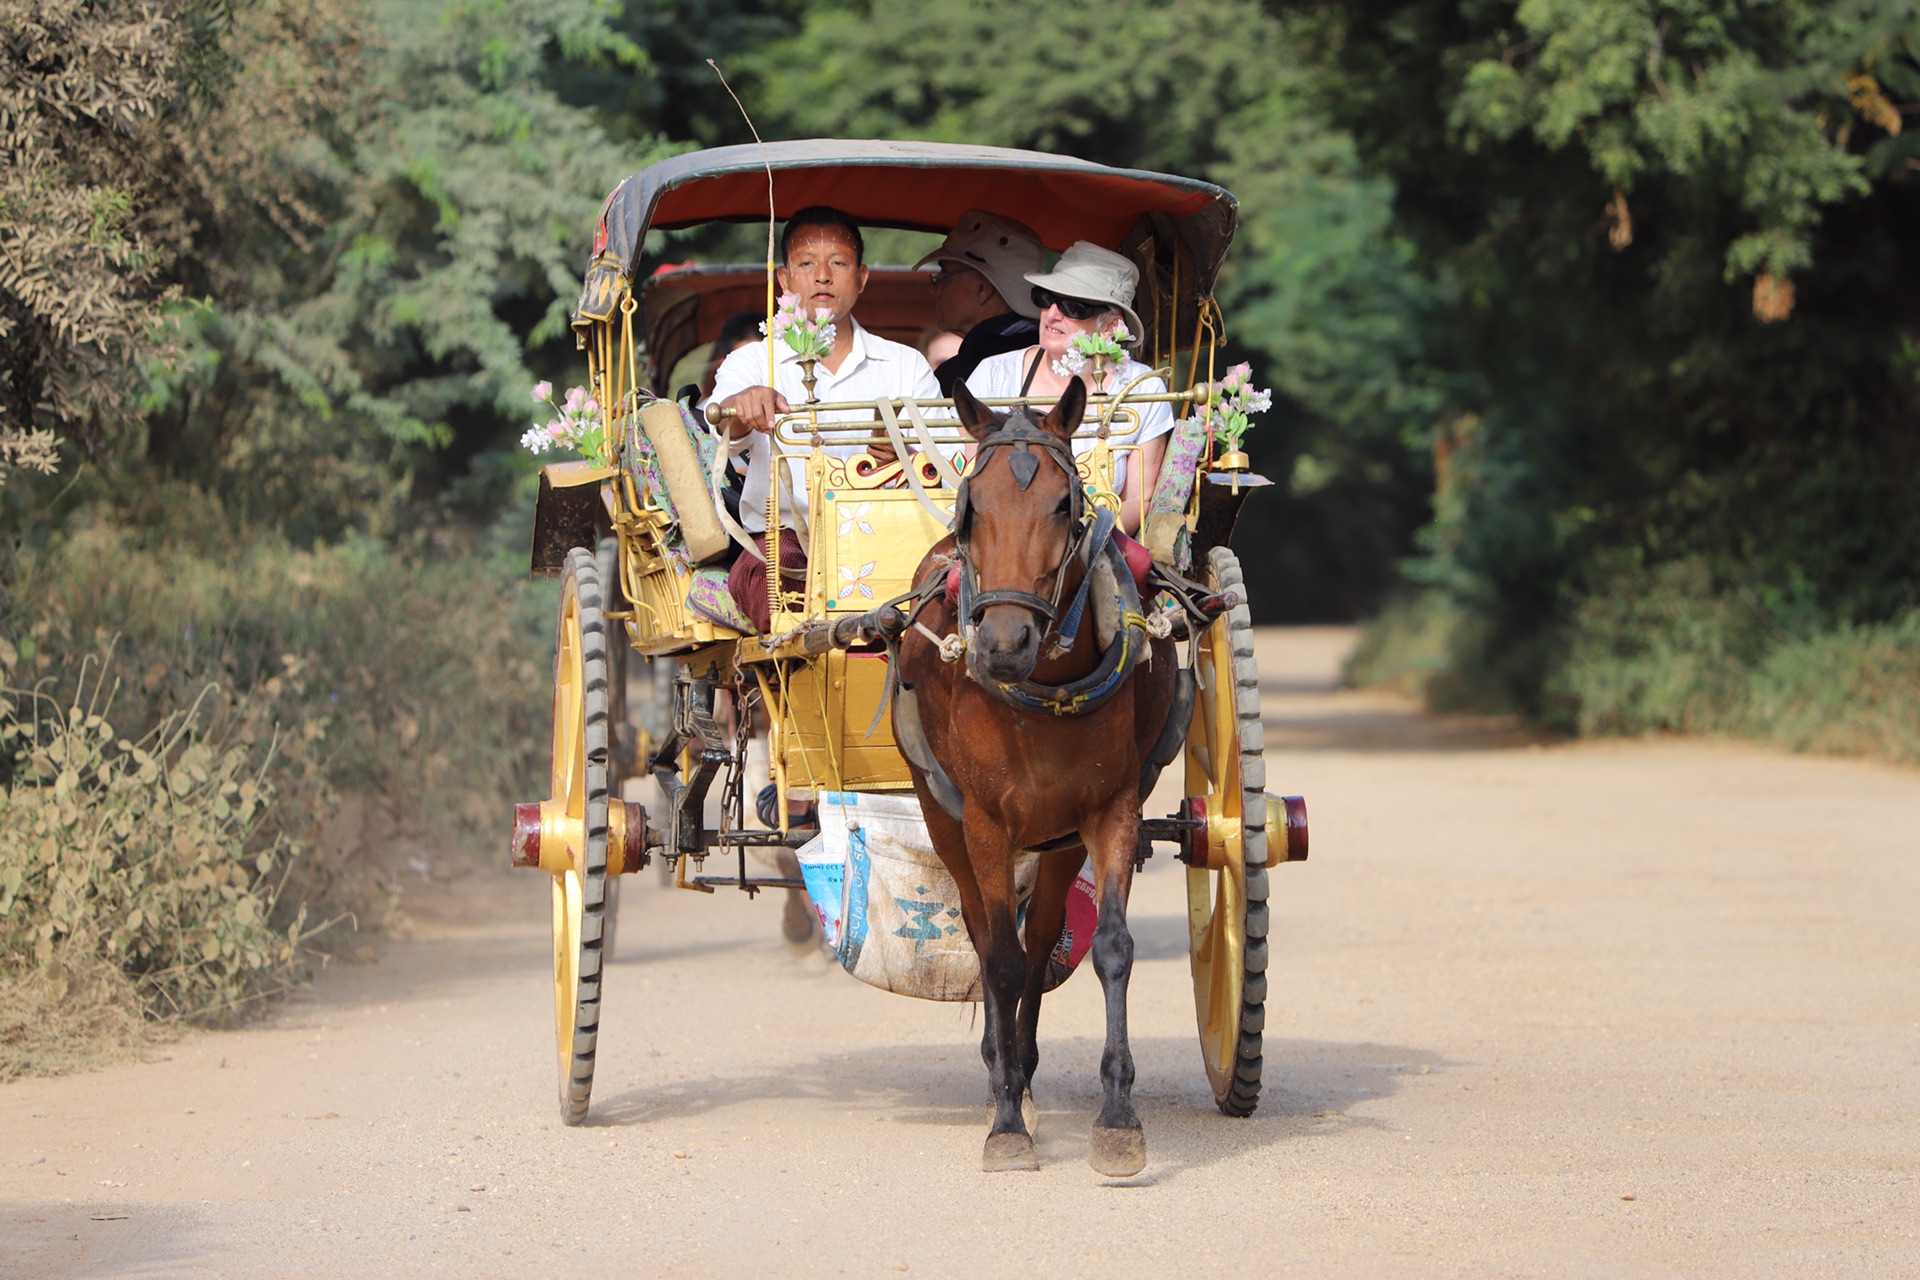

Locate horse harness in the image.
[951,402,1094,654]
[938,389,1167,724]
[853,378,1226,820]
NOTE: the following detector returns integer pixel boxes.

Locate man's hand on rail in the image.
[715,386,790,438]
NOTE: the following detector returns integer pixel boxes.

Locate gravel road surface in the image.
[4,628,1917,1278]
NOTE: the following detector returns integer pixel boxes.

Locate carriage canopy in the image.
[575,139,1239,367]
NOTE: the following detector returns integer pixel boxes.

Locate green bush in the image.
[6,506,555,840]
[1737,616,1920,763]
[0,504,557,1074]
[1351,565,1920,766]
[1552,557,1776,737]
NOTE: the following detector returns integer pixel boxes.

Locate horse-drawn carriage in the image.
[511,140,1308,1162]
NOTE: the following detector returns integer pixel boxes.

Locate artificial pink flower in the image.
[532,380,553,403]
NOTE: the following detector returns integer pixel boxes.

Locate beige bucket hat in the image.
[1023,241,1144,344]
[914,210,1047,319]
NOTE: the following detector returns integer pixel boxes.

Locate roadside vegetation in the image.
[1348,585,1920,765]
[1,518,554,1077]
[3,0,1914,1072]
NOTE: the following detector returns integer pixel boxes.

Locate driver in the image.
[706,206,941,631]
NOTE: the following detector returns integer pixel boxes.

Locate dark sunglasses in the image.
[1030,287,1105,321]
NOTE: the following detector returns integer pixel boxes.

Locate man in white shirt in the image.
[706,206,940,630]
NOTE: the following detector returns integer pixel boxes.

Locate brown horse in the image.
[894,379,1178,1175]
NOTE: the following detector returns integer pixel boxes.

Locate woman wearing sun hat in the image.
[963,240,1172,535]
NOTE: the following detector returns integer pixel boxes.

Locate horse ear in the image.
[952,382,997,441]
[1040,374,1086,439]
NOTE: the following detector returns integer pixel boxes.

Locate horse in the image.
[892,378,1180,1175]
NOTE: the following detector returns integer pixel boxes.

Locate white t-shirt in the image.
[965,348,1174,493]
[705,321,941,532]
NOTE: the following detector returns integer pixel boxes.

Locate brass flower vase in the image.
[1213,445,1252,495]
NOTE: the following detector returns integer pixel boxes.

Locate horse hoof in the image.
[982,1131,1039,1173]
[1089,1125,1146,1178]
[780,889,821,949]
[1021,1090,1037,1136]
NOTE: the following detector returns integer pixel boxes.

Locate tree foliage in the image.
[1308,0,1919,713]
[0,0,206,465]
[2,0,669,535]
[745,0,1437,616]
[139,0,671,535]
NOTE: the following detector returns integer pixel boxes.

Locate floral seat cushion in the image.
[1141,414,1207,570]
[623,398,727,562]
[684,565,754,632]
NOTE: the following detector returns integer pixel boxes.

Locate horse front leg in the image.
[964,820,1039,1173]
[1014,850,1084,1133]
[1083,799,1146,1177]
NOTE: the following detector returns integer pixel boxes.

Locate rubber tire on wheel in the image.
[595,537,628,962]
[551,547,611,1125]
[1184,544,1268,1117]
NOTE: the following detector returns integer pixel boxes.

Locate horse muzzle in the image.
[967,608,1041,684]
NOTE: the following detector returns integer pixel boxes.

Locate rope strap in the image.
[875,398,958,529]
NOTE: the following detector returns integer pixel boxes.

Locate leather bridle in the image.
[951,410,1089,638]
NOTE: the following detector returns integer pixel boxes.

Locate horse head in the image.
[951,378,1088,685]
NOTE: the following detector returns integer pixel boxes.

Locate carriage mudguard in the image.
[530,460,617,576]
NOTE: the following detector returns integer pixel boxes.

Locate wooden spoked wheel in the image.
[551,547,611,1125]
[1184,544,1269,1117]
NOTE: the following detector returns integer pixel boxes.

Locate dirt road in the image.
[4,629,1917,1278]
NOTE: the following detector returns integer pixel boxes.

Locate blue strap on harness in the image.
[1045,506,1116,659]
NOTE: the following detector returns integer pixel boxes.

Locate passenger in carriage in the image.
[915,210,1045,395]
[705,206,941,632]
[963,241,1172,536]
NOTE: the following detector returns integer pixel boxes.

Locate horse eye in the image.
[1054,495,1071,517]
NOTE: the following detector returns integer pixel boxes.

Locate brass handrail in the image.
[704,389,1205,426]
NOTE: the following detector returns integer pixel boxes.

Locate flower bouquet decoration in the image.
[1210,362,1272,469]
[763,292,836,402]
[1052,323,1134,389]
[520,382,614,468]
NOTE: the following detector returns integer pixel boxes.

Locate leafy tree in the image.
[1211,67,1441,617]
[748,0,1439,618]
[563,0,809,148]
[2,0,667,537]
[1308,0,1920,714]
[138,0,673,535]
[0,0,217,473]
